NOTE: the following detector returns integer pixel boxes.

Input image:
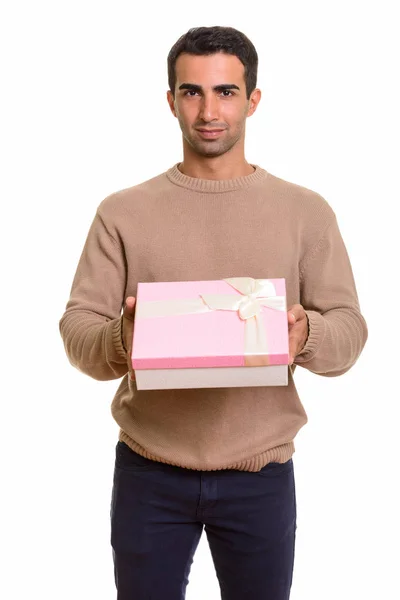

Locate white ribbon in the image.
[136,277,286,366]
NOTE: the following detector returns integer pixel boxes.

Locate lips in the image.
[196,128,225,138]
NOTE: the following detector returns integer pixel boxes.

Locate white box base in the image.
[134,365,288,390]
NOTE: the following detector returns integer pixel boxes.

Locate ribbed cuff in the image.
[111,316,127,361]
[295,310,326,363]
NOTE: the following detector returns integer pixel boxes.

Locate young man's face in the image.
[167,52,260,158]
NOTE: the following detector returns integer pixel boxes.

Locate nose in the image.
[198,93,219,122]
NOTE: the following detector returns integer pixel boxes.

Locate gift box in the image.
[131,277,289,390]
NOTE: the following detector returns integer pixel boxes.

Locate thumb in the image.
[123,296,136,321]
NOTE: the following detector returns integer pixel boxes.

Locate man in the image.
[59,26,368,600]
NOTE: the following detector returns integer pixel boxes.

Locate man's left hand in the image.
[287,304,309,365]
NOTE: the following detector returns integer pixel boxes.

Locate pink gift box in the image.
[131,277,289,390]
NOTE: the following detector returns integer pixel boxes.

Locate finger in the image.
[125,296,136,308]
[288,333,298,365]
[123,296,136,320]
[287,305,298,324]
[287,304,306,323]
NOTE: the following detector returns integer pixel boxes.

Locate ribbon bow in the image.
[200,278,286,365]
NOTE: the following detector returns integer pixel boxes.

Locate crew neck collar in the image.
[166,163,269,193]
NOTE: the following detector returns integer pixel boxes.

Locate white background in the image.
[1,1,399,598]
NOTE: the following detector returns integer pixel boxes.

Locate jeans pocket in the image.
[115,441,161,471]
[257,458,293,477]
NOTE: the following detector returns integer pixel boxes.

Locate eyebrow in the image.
[178,83,240,92]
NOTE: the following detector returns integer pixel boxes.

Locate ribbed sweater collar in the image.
[166,162,269,193]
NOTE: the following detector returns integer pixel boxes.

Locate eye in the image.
[221,90,234,97]
[184,90,199,97]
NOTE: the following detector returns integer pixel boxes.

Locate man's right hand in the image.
[122,296,136,379]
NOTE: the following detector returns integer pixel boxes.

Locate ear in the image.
[247,88,261,117]
[167,90,177,117]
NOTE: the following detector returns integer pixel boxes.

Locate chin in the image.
[192,143,227,158]
[202,151,226,158]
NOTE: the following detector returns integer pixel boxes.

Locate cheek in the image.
[223,103,247,124]
[175,103,194,123]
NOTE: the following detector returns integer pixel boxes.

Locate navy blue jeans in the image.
[110,441,297,599]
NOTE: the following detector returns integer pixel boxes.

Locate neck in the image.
[179,143,255,181]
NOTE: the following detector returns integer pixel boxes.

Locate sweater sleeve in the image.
[294,214,368,376]
[59,209,129,381]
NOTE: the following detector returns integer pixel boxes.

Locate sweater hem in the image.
[117,430,295,472]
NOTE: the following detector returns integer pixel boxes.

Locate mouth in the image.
[195,128,226,139]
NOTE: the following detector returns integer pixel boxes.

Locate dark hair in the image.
[167,26,258,99]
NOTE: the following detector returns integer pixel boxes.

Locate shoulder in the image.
[262,171,337,246]
[265,171,335,223]
[97,171,168,217]
[261,170,339,254]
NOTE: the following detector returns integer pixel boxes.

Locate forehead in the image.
[175,52,245,87]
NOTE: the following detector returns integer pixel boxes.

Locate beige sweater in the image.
[59,164,368,471]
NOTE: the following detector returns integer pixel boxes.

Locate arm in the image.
[59,209,129,381]
[294,215,368,376]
